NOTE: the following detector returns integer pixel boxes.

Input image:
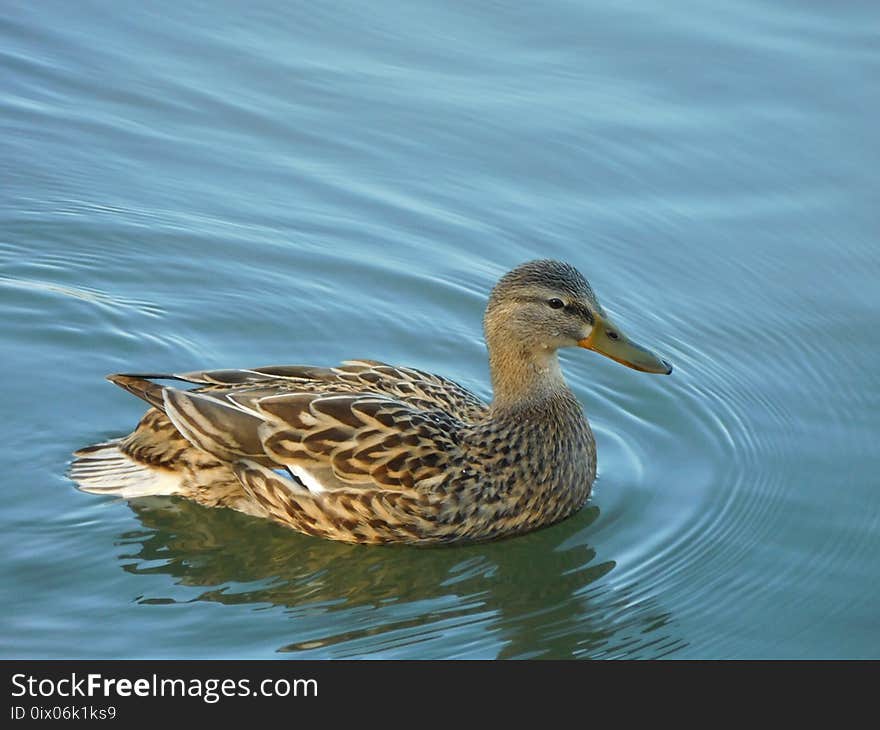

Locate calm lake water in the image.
[1,0,878,659]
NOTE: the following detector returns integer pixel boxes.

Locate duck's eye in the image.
[607,330,619,340]
[547,298,565,309]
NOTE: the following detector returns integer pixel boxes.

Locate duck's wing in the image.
[155,385,467,542]
[103,360,482,539]
[110,359,487,424]
[159,386,461,492]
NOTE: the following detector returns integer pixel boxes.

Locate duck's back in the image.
[71,360,488,527]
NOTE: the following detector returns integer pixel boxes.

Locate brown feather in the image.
[71,261,633,544]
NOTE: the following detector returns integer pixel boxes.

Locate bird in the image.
[70,259,672,545]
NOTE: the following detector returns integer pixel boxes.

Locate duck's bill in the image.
[578,316,672,375]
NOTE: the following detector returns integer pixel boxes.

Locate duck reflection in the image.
[117,499,684,658]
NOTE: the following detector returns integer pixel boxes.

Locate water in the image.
[1,0,878,659]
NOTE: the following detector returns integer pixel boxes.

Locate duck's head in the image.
[484,259,672,378]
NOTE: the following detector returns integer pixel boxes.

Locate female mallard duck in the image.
[71,260,671,545]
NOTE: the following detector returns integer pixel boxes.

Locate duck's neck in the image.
[487,341,570,415]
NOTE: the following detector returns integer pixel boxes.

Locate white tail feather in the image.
[70,442,183,498]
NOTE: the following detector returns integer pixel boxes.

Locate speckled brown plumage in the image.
[71,259,671,545]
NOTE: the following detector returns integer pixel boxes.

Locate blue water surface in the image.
[1,0,878,658]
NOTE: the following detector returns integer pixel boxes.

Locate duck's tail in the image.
[70,440,184,498]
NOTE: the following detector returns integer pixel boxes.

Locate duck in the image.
[71,259,672,545]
